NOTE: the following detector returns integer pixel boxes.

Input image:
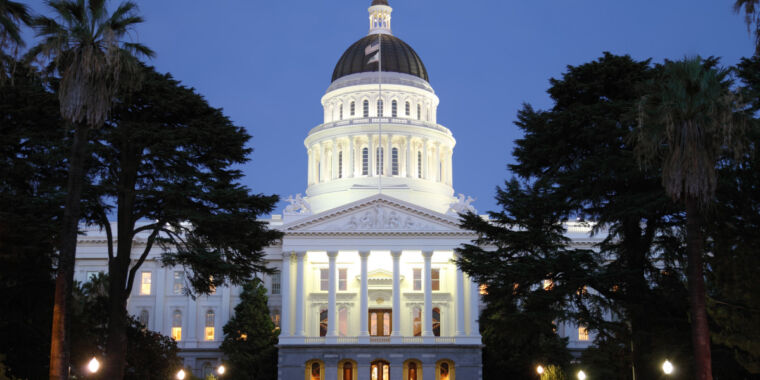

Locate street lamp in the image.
[87,357,100,374]
[577,370,587,380]
[217,364,226,376]
[176,369,186,379]
[536,365,544,375]
[662,360,674,375]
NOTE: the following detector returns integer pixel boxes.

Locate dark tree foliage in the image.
[221,278,278,380]
[69,274,182,380]
[84,65,282,379]
[0,65,65,379]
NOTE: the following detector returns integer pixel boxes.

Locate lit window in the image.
[417,151,422,178]
[543,279,553,291]
[370,312,378,336]
[362,147,369,176]
[205,310,215,341]
[432,268,440,291]
[208,275,216,294]
[413,307,421,336]
[171,310,182,341]
[377,99,383,116]
[311,362,321,380]
[339,268,347,291]
[391,147,398,176]
[376,147,384,175]
[271,273,281,295]
[413,268,422,291]
[339,307,348,336]
[320,268,329,291]
[173,271,185,295]
[383,312,390,336]
[432,307,441,336]
[140,272,151,295]
[440,362,450,380]
[408,362,418,380]
[338,151,343,179]
[479,284,488,295]
[391,100,397,117]
[363,100,369,117]
[271,310,281,329]
[579,326,589,341]
[139,309,149,327]
[350,101,355,116]
[320,309,328,337]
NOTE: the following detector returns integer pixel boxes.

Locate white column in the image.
[319,143,326,183]
[331,139,338,180]
[221,284,231,335]
[348,136,355,178]
[433,142,440,182]
[368,134,375,176]
[406,136,413,178]
[422,139,428,180]
[280,252,292,337]
[153,266,165,333]
[295,252,306,337]
[307,149,312,185]
[386,135,392,176]
[327,251,339,340]
[359,251,370,343]
[422,251,433,340]
[391,251,402,342]
[455,257,466,337]
[469,276,481,337]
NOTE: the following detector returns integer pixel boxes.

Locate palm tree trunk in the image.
[686,197,713,380]
[49,124,89,380]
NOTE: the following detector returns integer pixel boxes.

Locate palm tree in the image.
[735,0,760,55]
[26,1,153,379]
[0,0,31,78]
[635,57,744,380]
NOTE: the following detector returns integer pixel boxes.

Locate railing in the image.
[369,336,391,343]
[309,117,452,135]
[281,336,466,345]
[435,337,456,344]
[402,337,423,344]
[303,337,325,344]
[337,336,359,344]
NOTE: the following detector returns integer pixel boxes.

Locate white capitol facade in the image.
[74,1,598,378]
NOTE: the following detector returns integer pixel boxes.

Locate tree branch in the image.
[125,228,158,295]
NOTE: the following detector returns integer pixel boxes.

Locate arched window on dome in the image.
[350,101,355,116]
[338,151,343,179]
[339,104,343,120]
[362,147,369,176]
[417,104,421,120]
[391,147,399,176]
[417,151,422,179]
[405,101,410,116]
[376,147,384,175]
[377,99,384,117]
[392,100,397,117]
[363,100,369,118]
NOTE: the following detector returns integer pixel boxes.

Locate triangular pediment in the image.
[280,194,471,236]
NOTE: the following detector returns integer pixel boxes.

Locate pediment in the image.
[280,194,470,236]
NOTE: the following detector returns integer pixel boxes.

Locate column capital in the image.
[390,251,402,258]
[421,251,434,258]
[327,251,339,258]
[295,251,307,258]
[282,251,293,260]
[359,251,371,258]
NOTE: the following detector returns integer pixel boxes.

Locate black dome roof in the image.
[331,34,429,83]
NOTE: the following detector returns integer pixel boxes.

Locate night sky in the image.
[22,0,753,215]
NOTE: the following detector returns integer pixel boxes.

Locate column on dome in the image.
[433,142,441,182]
[280,252,292,337]
[319,143,326,183]
[386,134,392,176]
[348,135,355,178]
[405,136,412,178]
[469,275,481,337]
[358,251,370,343]
[327,251,338,341]
[295,252,306,337]
[447,149,454,185]
[332,139,339,180]
[455,254,466,337]
[307,148,312,185]
[422,139,428,180]
[390,251,402,342]
[368,134,375,176]
[422,251,433,340]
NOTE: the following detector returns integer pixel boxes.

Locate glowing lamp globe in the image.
[662,360,674,375]
[87,357,100,373]
[577,370,587,380]
[536,365,544,375]
[176,369,186,379]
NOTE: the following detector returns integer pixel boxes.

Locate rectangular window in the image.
[432,268,440,291]
[339,268,347,291]
[271,311,281,329]
[417,151,422,178]
[579,326,589,341]
[320,268,329,291]
[391,148,398,176]
[413,268,422,291]
[392,101,397,117]
[413,308,421,336]
[173,271,185,295]
[362,147,369,176]
[339,308,348,336]
[140,272,152,295]
[171,327,182,341]
[271,273,281,295]
[376,147,383,175]
[377,99,383,116]
[339,104,343,120]
[338,151,343,179]
[363,100,369,117]
[417,104,421,120]
[320,309,328,337]
[205,327,215,341]
[405,101,410,116]
[351,101,355,116]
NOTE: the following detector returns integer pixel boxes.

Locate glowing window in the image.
[391,100,397,117]
[339,307,348,336]
[271,310,281,329]
[376,147,384,175]
[440,362,450,380]
[377,99,383,116]
[320,309,328,337]
[171,310,182,341]
[432,268,440,291]
[343,362,353,380]
[320,268,329,291]
[140,272,151,295]
[339,268,347,291]
[413,307,421,336]
[271,273,280,295]
[543,279,553,291]
[205,310,215,341]
[432,308,441,337]
[173,271,184,295]
[479,284,488,295]
[413,268,422,291]
[391,147,398,176]
[363,100,369,117]
[408,362,417,380]
[362,147,369,175]
[311,362,321,380]
[371,312,378,336]
[579,326,589,341]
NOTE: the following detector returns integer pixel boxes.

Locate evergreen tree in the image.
[221,278,278,380]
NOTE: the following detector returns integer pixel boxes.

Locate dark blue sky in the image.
[24,0,754,214]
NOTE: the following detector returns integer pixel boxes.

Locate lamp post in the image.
[217,364,226,377]
[536,364,544,379]
[577,370,587,380]
[662,360,674,375]
[86,357,100,374]
[176,369,186,379]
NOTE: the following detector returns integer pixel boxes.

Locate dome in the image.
[331,34,429,83]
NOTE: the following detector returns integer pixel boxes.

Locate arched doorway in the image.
[338,359,357,380]
[436,359,455,380]
[370,360,390,380]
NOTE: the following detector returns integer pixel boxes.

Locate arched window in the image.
[339,104,343,120]
[405,101,410,116]
[377,99,384,116]
[320,309,328,337]
[417,104,421,120]
[350,101,355,116]
[413,307,422,336]
[417,151,422,179]
[362,147,369,176]
[371,360,390,380]
[391,147,399,176]
[205,310,215,341]
[139,309,149,328]
[343,362,353,380]
[311,362,321,380]
[338,151,343,179]
[408,362,418,380]
[171,310,182,341]
[376,147,384,175]
[339,307,348,336]
[432,308,441,337]
[440,362,450,380]
[391,100,397,117]
[363,100,369,117]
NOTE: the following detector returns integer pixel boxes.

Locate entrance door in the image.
[369,309,392,336]
[370,360,390,380]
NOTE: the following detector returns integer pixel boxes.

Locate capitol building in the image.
[74,1,596,379]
